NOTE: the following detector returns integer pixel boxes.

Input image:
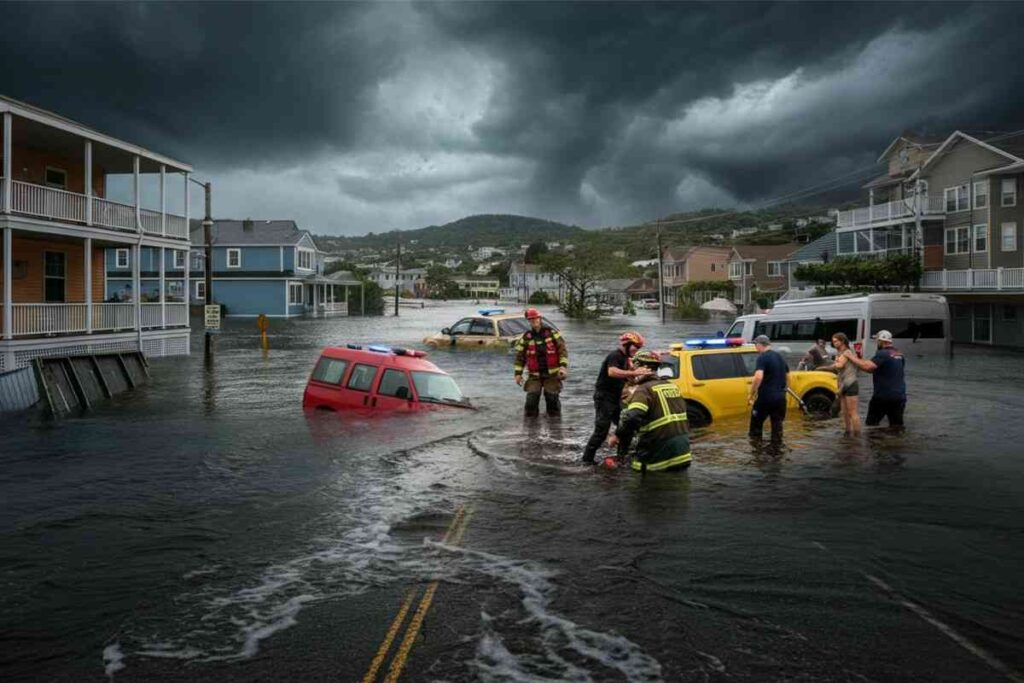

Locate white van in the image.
[723,314,765,342]
[738,293,949,358]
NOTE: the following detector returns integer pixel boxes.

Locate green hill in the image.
[317,214,585,251]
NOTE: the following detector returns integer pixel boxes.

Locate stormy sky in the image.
[2,2,1023,235]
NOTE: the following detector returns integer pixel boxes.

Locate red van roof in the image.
[319,345,443,374]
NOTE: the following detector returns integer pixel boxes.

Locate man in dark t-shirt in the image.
[582,331,651,463]
[849,330,907,427]
[748,335,789,442]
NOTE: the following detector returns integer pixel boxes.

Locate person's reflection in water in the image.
[202,333,217,415]
[749,436,787,475]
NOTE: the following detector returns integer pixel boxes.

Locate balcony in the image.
[0,302,189,337]
[921,268,1024,291]
[837,195,946,230]
[2,178,189,239]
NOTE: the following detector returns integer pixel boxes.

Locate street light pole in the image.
[203,181,213,313]
[394,232,401,317]
[657,222,665,323]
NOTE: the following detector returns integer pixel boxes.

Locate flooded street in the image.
[2,303,1023,682]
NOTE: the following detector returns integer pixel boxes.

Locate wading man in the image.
[581,331,650,464]
[608,351,692,473]
[748,334,789,443]
[849,330,906,427]
[513,308,568,417]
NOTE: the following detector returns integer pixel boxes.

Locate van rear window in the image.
[347,364,378,392]
[871,318,945,340]
[311,357,348,384]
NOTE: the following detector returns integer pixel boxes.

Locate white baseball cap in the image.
[873,330,893,342]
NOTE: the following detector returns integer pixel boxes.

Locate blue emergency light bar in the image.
[479,308,505,316]
[683,338,747,349]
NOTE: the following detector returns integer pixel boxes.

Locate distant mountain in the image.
[316,214,586,252]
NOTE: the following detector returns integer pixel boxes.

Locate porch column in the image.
[133,243,141,331]
[313,282,319,313]
[160,246,166,329]
[84,140,93,226]
[3,227,12,340]
[184,172,190,230]
[133,155,141,232]
[84,237,93,334]
[360,283,365,315]
[2,112,11,214]
[184,246,190,318]
[159,165,166,236]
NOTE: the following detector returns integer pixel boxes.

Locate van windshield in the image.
[411,371,466,404]
[725,321,744,338]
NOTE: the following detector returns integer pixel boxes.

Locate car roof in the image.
[319,346,444,373]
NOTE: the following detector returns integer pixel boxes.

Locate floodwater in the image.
[1,303,1023,682]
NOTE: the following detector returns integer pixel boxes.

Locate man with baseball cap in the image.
[848,330,906,427]
[748,334,790,442]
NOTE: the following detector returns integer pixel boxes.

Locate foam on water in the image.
[102,642,124,678]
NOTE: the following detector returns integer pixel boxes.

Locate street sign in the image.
[204,304,221,330]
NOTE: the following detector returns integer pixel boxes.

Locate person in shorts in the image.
[848,330,906,427]
[828,332,861,435]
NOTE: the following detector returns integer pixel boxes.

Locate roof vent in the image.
[243,218,254,231]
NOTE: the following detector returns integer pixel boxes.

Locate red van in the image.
[302,344,472,412]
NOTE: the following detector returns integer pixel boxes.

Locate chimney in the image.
[243,218,254,231]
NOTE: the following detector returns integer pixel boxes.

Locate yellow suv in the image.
[658,339,836,428]
[422,310,558,349]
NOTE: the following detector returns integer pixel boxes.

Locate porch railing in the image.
[166,214,189,239]
[11,180,87,223]
[92,303,137,331]
[141,209,163,235]
[0,303,140,336]
[92,197,137,232]
[141,303,163,328]
[140,302,189,328]
[838,195,946,229]
[165,302,189,326]
[921,268,1024,291]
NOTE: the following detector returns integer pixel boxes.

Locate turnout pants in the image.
[583,392,621,463]
[866,397,905,427]
[749,395,787,441]
[524,376,563,417]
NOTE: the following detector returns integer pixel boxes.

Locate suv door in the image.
[689,351,751,420]
[346,362,380,409]
[460,318,497,346]
[445,318,473,346]
[375,367,417,411]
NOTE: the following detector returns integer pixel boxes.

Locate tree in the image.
[539,242,621,319]
[424,265,461,299]
[524,241,549,264]
[794,255,922,294]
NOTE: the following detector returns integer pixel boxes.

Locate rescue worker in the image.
[607,350,692,473]
[581,331,651,464]
[513,308,568,417]
[748,334,789,442]
[848,330,907,427]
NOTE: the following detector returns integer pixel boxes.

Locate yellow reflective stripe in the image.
[551,332,562,339]
[639,412,688,433]
[559,359,569,366]
[513,365,524,372]
[632,451,692,472]
[626,402,648,412]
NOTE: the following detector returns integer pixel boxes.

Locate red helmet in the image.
[620,331,645,348]
[524,308,542,320]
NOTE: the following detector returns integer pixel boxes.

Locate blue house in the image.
[106,219,359,317]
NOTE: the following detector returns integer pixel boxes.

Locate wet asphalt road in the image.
[1,302,1023,682]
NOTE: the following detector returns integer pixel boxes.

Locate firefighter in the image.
[581,331,650,464]
[513,308,568,417]
[607,350,692,472]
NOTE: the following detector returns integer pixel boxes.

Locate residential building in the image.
[782,232,837,300]
[631,258,658,269]
[472,246,503,261]
[169,219,350,317]
[728,244,800,312]
[837,129,1024,346]
[660,246,731,306]
[2,95,192,372]
[502,262,563,302]
[370,267,426,296]
[625,277,658,302]
[451,275,500,299]
[731,227,759,239]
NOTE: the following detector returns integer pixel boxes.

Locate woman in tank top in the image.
[828,332,861,435]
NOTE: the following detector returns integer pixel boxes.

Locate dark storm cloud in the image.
[2,2,1023,232]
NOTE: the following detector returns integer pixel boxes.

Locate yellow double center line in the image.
[362,504,473,683]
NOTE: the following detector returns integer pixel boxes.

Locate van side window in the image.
[378,369,412,397]
[311,357,348,384]
[760,319,857,340]
[347,364,378,392]
[871,318,945,340]
[692,353,745,380]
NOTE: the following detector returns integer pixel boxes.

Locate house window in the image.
[855,230,874,253]
[115,248,129,269]
[195,281,206,300]
[728,262,742,279]
[297,249,313,270]
[1001,222,1018,252]
[973,181,988,209]
[944,185,969,212]
[166,280,184,302]
[226,248,241,268]
[945,226,970,255]
[767,261,782,277]
[44,167,67,190]
[174,250,185,269]
[191,253,204,271]
[1002,178,1017,207]
[289,282,303,305]
[1002,305,1018,322]
[973,225,987,253]
[744,262,753,276]
[44,251,66,303]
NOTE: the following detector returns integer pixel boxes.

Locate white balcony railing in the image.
[92,303,137,331]
[11,180,87,223]
[165,302,189,326]
[141,303,163,328]
[320,302,349,314]
[141,209,163,235]
[0,303,138,337]
[837,195,946,229]
[166,214,189,239]
[921,268,1024,291]
[139,302,190,328]
[92,197,138,232]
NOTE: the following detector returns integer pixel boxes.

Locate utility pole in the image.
[203,181,213,316]
[394,232,401,317]
[656,221,665,323]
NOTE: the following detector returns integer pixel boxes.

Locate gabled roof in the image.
[730,244,800,261]
[916,130,1024,176]
[876,131,944,164]
[189,219,320,248]
[787,232,836,263]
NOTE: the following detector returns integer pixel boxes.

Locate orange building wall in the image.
[686,248,731,281]
[0,236,105,303]
[7,143,106,196]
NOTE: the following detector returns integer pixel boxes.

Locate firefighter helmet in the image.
[632,350,661,367]
[524,308,542,320]
[619,331,645,349]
